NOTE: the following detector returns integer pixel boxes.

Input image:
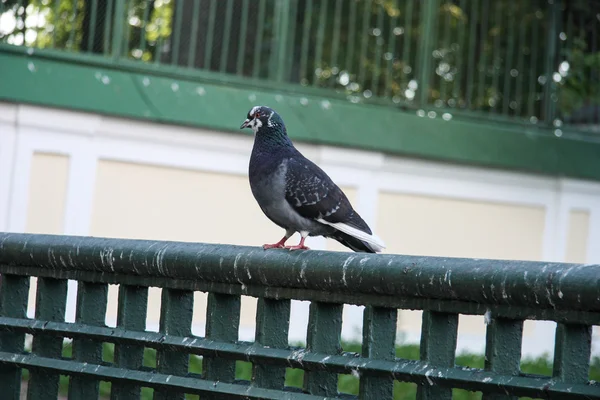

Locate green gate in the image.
[0,232,598,399]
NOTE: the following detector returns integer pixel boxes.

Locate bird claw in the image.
[285,245,310,251]
[263,243,285,250]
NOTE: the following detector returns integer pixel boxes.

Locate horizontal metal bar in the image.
[0,318,597,398]
[1,263,597,326]
[0,351,323,400]
[0,233,598,314]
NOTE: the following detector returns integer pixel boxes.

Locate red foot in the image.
[285,244,310,251]
[284,236,309,251]
[263,235,289,250]
[263,242,285,249]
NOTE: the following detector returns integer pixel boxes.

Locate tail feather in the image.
[317,218,386,253]
[328,231,380,253]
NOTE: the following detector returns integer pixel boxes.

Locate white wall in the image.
[1,101,600,359]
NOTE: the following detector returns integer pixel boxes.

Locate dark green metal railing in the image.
[0,0,598,132]
[0,232,599,399]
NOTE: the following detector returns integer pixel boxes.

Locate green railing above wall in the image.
[0,0,598,133]
[0,233,599,399]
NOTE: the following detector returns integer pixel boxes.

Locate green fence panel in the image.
[553,323,593,383]
[482,317,524,400]
[68,282,108,399]
[253,298,291,390]
[0,275,30,400]
[303,302,343,396]
[154,288,194,400]
[358,306,397,400]
[1,0,599,130]
[0,233,598,399]
[26,277,68,399]
[417,311,459,400]
[203,292,241,383]
[111,285,148,400]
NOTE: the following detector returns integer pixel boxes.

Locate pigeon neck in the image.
[254,126,294,150]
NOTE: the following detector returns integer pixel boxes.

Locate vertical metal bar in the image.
[139,0,152,57]
[153,289,194,400]
[371,2,385,95]
[52,0,63,48]
[275,1,290,81]
[220,0,235,73]
[299,0,314,83]
[103,0,114,55]
[26,278,68,399]
[187,0,201,68]
[68,282,108,400]
[439,1,452,102]
[110,285,148,400]
[358,306,397,400]
[481,317,523,400]
[417,0,439,106]
[111,0,126,59]
[203,0,217,69]
[358,0,372,90]
[285,0,299,81]
[312,0,328,87]
[171,0,184,65]
[466,0,478,108]
[452,0,466,102]
[122,0,132,57]
[253,298,291,389]
[303,302,343,396]
[590,7,598,125]
[553,323,592,384]
[543,0,560,124]
[268,0,281,79]
[527,11,540,119]
[0,275,29,400]
[252,0,267,78]
[383,0,399,98]
[401,0,415,91]
[416,311,458,400]
[477,0,489,108]
[329,0,342,88]
[154,35,164,64]
[491,1,502,112]
[236,0,250,75]
[86,0,99,52]
[514,4,527,117]
[203,293,240,382]
[502,5,516,115]
[344,0,357,75]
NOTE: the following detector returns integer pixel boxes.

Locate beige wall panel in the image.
[25,152,69,234]
[565,210,590,264]
[377,192,546,336]
[564,210,594,337]
[325,187,358,252]
[90,160,285,245]
[377,192,545,260]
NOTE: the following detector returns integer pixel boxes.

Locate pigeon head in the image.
[240,106,286,135]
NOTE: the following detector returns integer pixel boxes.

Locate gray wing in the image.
[284,156,372,233]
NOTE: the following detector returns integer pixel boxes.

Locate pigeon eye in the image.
[254,112,261,118]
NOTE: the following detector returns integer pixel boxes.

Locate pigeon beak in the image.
[240,119,250,129]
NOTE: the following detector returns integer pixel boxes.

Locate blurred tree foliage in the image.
[1,0,598,124]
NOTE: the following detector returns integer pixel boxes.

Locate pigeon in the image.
[240,105,386,253]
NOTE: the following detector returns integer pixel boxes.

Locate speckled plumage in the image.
[241,106,385,253]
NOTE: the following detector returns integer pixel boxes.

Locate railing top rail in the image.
[1,232,598,315]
